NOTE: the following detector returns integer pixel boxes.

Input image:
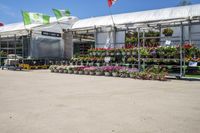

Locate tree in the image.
[178,0,192,6]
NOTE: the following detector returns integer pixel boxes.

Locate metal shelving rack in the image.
[0,35,30,66]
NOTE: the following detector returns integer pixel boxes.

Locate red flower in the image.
[183,43,193,49]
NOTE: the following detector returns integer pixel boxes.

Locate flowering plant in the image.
[84,67,97,72]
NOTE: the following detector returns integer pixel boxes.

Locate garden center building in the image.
[0,4,200,77]
[0,16,78,65]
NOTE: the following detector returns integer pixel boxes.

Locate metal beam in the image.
[137,28,141,71]
[180,23,184,77]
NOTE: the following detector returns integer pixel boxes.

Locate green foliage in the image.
[162,28,174,36]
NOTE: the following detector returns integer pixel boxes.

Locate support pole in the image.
[180,23,184,77]
[142,30,145,47]
[94,26,97,48]
[188,20,192,44]
[142,29,146,70]
[113,26,117,48]
[137,28,141,71]
[7,36,8,58]
[0,35,1,67]
[21,35,24,58]
[14,34,16,56]
[29,30,32,58]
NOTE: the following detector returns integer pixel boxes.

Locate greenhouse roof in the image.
[72,4,200,30]
[0,16,78,36]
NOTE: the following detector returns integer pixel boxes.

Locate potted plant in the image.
[73,67,78,74]
[132,48,137,56]
[109,49,115,56]
[112,67,121,77]
[157,47,165,58]
[67,67,74,74]
[86,67,96,75]
[63,66,68,73]
[102,66,112,76]
[129,72,138,78]
[140,48,149,58]
[57,66,64,73]
[49,65,57,73]
[83,67,90,75]
[119,69,128,78]
[125,48,132,56]
[112,71,119,77]
[163,28,173,37]
[95,68,103,76]
[121,48,126,56]
[76,67,84,75]
[127,57,136,64]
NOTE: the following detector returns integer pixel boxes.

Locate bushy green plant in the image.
[140,48,150,57]
[163,28,174,36]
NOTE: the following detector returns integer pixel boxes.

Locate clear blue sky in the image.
[0,0,200,24]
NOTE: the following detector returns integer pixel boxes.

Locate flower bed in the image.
[50,65,168,81]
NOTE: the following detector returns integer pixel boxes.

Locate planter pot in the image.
[129,73,135,78]
[89,71,95,75]
[126,52,131,56]
[73,71,78,74]
[101,53,106,56]
[95,72,103,76]
[112,72,119,77]
[122,52,126,56]
[89,63,94,66]
[116,52,121,56]
[84,71,89,75]
[59,70,64,73]
[93,52,97,56]
[132,52,137,56]
[104,72,111,76]
[110,53,114,56]
[106,52,110,56]
[78,71,84,75]
[164,34,173,37]
[120,73,128,78]
[54,69,59,73]
[64,70,68,73]
[96,63,101,67]
[68,70,73,74]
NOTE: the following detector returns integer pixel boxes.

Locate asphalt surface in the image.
[0,70,200,133]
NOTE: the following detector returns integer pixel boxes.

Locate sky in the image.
[0,0,200,24]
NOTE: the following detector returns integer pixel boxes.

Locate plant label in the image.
[104,57,111,63]
[189,61,198,67]
[165,40,171,45]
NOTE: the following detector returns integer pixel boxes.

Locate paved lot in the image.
[0,70,200,133]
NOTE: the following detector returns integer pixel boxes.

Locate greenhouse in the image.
[0,16,78,66]
[67,4,200,78]
[0,4,200,79]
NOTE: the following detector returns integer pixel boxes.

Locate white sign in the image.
[104,57,111,63]
[189,61,198,67]
[165,40,171,45]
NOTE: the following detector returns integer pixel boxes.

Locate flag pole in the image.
[52,9,64,31]
[21,10,30,34]
[109,7,115,26]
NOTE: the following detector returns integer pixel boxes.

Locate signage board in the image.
[41,31,61,38]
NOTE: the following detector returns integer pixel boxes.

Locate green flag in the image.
[52,9,71,19]
[22,11,50,25]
